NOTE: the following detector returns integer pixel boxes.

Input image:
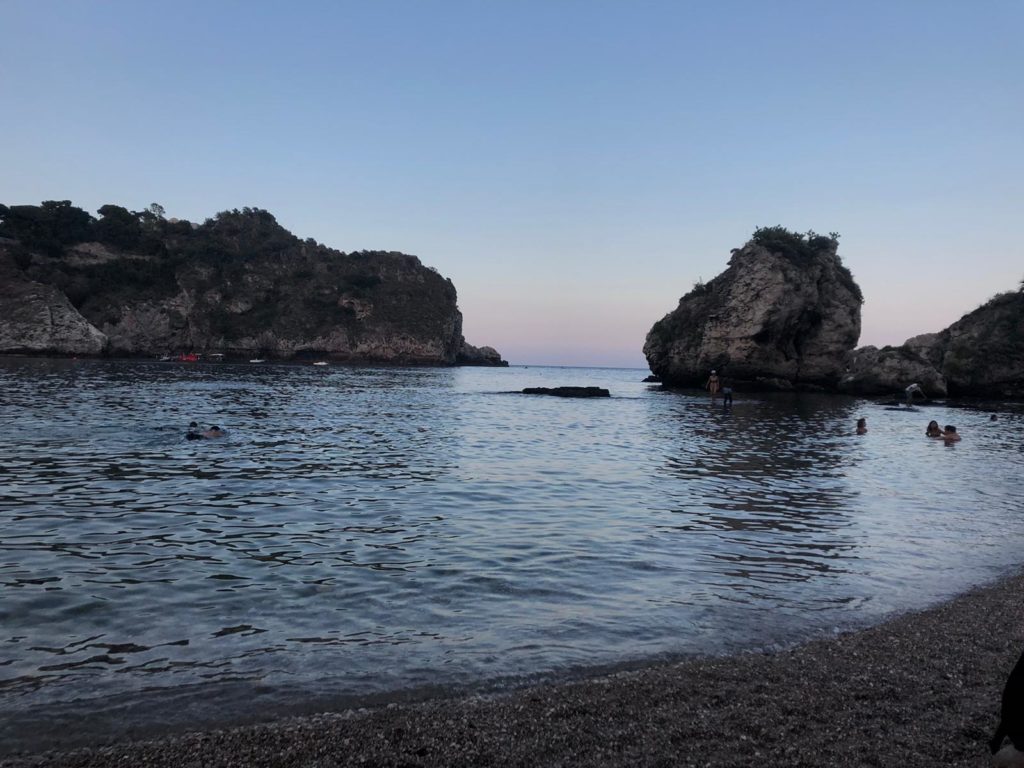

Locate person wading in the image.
[706,370,720,402]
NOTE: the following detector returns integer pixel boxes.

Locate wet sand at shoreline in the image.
[4,569,1022,768]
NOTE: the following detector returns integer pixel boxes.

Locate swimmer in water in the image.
[941,425,961,443]
[926,420,942,437]
[186,423,225,440]
[856,417,867,435]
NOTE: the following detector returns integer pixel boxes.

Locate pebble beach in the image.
[4,569,1022,768]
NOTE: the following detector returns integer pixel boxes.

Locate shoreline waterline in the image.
[4,567,1019,767]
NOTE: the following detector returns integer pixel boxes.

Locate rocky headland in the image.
[645,226,1024,399]
[840,291,1024,399]
[0,201,506,366]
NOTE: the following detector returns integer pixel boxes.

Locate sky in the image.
[2,1,1021,367]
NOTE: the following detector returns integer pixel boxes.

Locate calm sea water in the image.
[1,358,1022,748]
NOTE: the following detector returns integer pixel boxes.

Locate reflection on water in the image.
[1,358,1022,746]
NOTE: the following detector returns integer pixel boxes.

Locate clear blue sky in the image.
[3,1,1021,367]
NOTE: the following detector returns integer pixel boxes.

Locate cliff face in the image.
[840,291,1024,399]
[644,230,862,389]
[931,291,1024,397]
[0,205,506,365]
[0,257,107,355]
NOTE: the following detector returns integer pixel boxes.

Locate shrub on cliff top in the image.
[751,225,862,303]
[751,226,838,261]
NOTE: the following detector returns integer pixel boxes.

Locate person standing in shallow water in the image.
[721,378,733,409]
[856,418,867,435]
[706,370,720,402]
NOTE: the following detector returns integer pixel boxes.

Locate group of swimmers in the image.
[186,422,226,440]
[704,369,981,445]
[856,417,962,443]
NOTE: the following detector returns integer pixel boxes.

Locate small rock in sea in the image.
[521,387,611,398]
[642,375,661,383]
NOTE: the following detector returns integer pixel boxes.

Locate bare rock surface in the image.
[843,291,1024,399]
[0,259,106,354]
[838,344,948,397]
[903,332,944,368]
[937,291,1024,398]
[5,569,1021,767]
[457,341,509,366]
[644,229,862,390]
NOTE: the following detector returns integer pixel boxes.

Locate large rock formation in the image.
[0,204,505,365]
[922,291,1024,398]
[457,341,508,366]
[840,290,1024,399]
[644,228,862,389]
[838,345,947,397]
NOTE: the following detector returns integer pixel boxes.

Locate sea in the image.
[1,358,1022,751]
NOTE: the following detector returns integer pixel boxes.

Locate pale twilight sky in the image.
[2,1,1021,368]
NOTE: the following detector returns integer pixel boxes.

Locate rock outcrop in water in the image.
[0,202,506,365]
[838,345,948,397]
[841,289,1024,399]
[521,386,610,398]
[457,341,509,367]
[644,227,862,390]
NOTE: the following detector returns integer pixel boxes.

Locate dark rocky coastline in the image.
[0,203,506,366]
[4,570,1020,767]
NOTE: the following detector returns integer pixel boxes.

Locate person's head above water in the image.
[945,425,957,433]
[189,421,198,428]
[926,420,941,435]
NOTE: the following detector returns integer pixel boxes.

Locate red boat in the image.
[179,353,199,362]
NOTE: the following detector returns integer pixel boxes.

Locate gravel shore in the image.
[4,570,1022,768]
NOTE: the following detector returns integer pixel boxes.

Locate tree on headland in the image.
[95,204,142,250]
[0,200,93,256]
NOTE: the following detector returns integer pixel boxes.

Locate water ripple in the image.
[1,359,1022,735]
